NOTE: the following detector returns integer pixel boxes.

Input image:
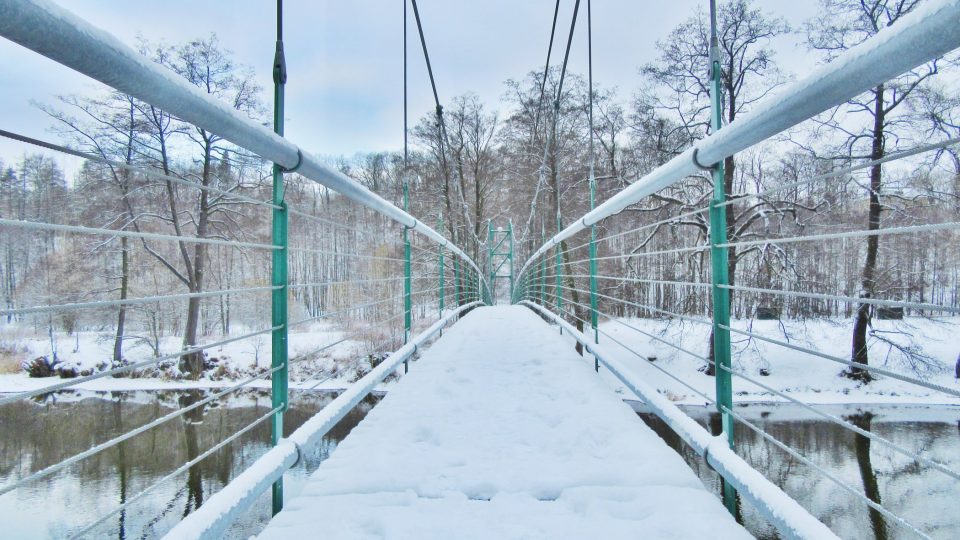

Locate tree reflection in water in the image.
[179,390,205,518]
[846,411,888,540]
[637,404,960,539]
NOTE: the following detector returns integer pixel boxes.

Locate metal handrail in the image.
[517,0,960,278]
[164,301,482,540]
[522,301,839,540]
[0,0,484,280]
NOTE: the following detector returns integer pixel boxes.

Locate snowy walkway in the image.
[258,306,750,539]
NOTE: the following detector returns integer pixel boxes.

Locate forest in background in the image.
[1,0,958,382]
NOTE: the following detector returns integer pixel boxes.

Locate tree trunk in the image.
[848,85,885,383]
[180,141,212,379]
[546,112,585,355]
[113,235,128,365]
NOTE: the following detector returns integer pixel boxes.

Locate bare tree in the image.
[807,0,942,382]
[636,0,791,373]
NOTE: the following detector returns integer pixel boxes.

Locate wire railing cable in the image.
[0,326,280,406]
[0,127,279,209]
[69,405,282,540]
[720,284,959,314]
[0,218,279,250]
[719,363,960,482]
[715,136,960,210]
[1,285,279,317]
[0,365,283,497]
[719,325,960,398]
[722,405,931,539]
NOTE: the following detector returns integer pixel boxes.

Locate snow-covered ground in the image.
[3,315,958,406]
[591,316,960,406]
[258,306,750,539]
[0,321,385,395]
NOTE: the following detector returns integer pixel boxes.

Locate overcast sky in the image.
[0,1,821,177]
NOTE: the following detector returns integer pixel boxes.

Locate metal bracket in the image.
[273,41,288,85]
[279,149,303,174]
[691,148,714,171]
[286,438,303,468]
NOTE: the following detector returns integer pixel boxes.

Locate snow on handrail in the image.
[0,0,484,279]
[521,300,839,540]
[163,301,482,540]
[518,0,960,278]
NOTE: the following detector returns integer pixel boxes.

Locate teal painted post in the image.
[540,227,546,305]
[487,221,495,303]
[589,171,599,372]
[403,182,411,373]
[269,0,289,516]
[478,269,484,304]
[508,221,514,302]
[454,257,461,306]
[438,214,445,316]
[707,0,737,516]
[555,213,563,334]
[587,0,599,372]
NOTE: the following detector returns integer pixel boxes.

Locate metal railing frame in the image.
[514,1,960,537]
[164,302,482,540]
[0,0,488,534]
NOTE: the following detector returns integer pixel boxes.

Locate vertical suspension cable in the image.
[555,0,582,105]
[534,0,563,131]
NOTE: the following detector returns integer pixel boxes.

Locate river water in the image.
[636,403,960,540]
[0,390,957,539]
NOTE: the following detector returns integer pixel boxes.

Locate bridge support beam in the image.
[707,0,737,517]
[269,0,289,516]
[403,182,412,372]
[438,214,445,317]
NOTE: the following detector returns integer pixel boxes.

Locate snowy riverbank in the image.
[2,316,959,405]
[0,320,390,395]
[590,316,960,406]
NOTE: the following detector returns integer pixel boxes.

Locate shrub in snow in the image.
[110,358,132,378]
[367,353,388,370]
[22,356,59,378]
[57,365,78,378]
[209,361,243,381]
[0,341,29,373]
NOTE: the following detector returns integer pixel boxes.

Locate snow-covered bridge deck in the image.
[258,305,749,539]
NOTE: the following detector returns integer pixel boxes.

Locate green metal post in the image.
[478,269,483,304]
[403,182,411,373]
[438,214,445,316]
[508,221,514,302]
[590,172,599,371]
[454,257,461,306]
[269,0,288,516]
[555,213,563,334]
[587,0,599,372]
[487,221,495,302]
[540,227,546,305]
[707,0,737,516]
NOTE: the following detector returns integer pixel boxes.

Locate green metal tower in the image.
[487,220,514,304]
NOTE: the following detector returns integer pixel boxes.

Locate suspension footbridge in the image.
[1,0,959,538]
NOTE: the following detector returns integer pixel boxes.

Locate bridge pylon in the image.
[486,220,514,305]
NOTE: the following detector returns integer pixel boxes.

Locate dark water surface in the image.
[1,390,957,539]
[635,403,960,540]
[0,388,378,539]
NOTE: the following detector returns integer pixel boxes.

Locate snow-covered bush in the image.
[22,356,59,378]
